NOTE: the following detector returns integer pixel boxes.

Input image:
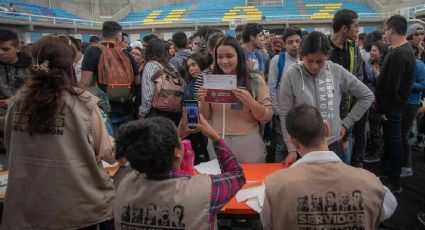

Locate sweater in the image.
[375,43,416,112]
[407,59,425,105]
[279,61,374,152]
[201,75,273,135]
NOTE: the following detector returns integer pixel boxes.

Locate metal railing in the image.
[0,11,103,27]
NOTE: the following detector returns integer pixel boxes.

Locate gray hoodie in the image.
[170,49,192,76]
[279,61,373,152]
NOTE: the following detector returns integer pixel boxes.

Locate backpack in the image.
[97,42,134,102]
[276,51,286,90]
[151,61,185,112]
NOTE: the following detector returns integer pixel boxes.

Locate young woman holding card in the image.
[197,36,273,163]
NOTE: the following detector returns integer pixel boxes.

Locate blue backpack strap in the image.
[276,51,286,89]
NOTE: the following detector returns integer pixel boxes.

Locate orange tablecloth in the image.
[220,163,285,215]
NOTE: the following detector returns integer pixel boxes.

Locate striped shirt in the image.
[139,61,177,116]
[193,67,212,101]
[148,139,245,229]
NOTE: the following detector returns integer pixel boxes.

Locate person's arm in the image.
[260,193,272,230]
[413,61,425,91]
[197,87,211,119]
[3,97,16,153]
[90,105,115,164]
[0,98,11,108]
[268,55,280,114]
[80,71,93,90]
[185,115,245,215]
[338,65,374,129]
[380,185,397,221]
[139,62,158,117]
[279,68,298,164]
[388,52,411,105]
[209,139,246,215]
[355,46,364,82]
[79,46,101,89]
[232,76,273,123]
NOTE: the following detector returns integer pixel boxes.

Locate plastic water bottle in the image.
[181,139,195,175]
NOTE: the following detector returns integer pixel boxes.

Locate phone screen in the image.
[184,100,199,129]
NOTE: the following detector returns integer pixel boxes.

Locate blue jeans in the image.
[273,116,288,162]
[109,113,134,137]
[381,107,403,182]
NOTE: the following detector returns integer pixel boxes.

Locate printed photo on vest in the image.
[121,203,186,230]
[297,190,366,230]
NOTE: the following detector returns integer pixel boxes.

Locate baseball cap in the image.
[130,40,143,48]
[407,23,424,37]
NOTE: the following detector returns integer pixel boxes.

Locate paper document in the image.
[235,183,265,213]
[194,159,222,175]
[235,183,265,203]
[102,160,119,168]
[204,75,237,90]
[204,74,237,103]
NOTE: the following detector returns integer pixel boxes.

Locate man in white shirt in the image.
[267,27,302,162]
[261,104,397,230]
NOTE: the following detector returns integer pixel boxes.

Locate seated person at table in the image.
[261,104,397,230]
[113,116,246,230]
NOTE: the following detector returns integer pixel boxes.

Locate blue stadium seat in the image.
[0,0,79,20]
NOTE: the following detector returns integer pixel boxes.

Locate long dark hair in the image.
[146,38,173,70]
[300,31,330,57]
[19,36,79,136]
[213,36,253,95]
[184,53,208,81]
[371,41,388,65]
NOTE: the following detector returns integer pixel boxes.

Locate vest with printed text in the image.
[265,162,385,230]
[2,91,115,230]
[114,171,213,230]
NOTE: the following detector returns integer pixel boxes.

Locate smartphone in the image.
[184,100,199,129]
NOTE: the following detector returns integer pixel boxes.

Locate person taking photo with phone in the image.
[113,115,246,230]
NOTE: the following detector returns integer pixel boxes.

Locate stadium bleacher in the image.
[120,0,377,25]
[304,0,376,19]
[0,0,79,20]
[0,0,377,25]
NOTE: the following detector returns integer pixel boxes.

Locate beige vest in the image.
[265,162,385,230]
[2,91,115,230]
[114,171,212,230]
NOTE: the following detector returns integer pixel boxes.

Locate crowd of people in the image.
[0,7,424,230]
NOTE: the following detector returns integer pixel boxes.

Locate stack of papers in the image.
[194,159,222,175]
[235,183,265,213]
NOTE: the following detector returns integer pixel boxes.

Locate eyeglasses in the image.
[262,30,270,35]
